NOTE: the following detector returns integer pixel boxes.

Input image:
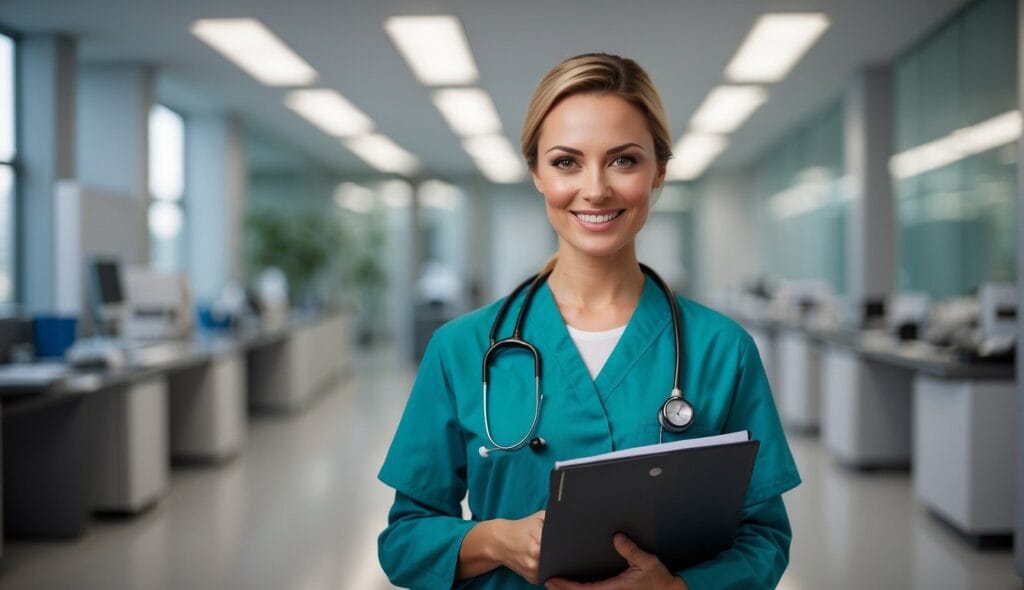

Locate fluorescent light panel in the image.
[379,180,413,208]
[889,110,1022,179]
[334,182,376,213]
[690,86,769,134]
[419,180,462,210]
[191,18,316,86]
[433,88,503,137]
[666,133,728,181]
[725,13,830,83]
[286,89,374,137]
[462,135,526,183]
[344,134,419,176]
[384,15,478,85]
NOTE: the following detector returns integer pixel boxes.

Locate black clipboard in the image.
[538,431,759,582]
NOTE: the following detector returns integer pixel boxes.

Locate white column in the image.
[844,66,895,304]
[185,114,247,303]
[76,64,154,202]
[693,171,760,300]
[19,34,76,312]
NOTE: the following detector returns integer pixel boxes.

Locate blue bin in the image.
[32,315,78,359]
[197,306,232,332]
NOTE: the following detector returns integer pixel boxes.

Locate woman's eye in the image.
[552,157,575,169]
[611,155,636,167]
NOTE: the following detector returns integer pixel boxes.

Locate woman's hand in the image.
[544,533,688,590]
[456,510,546,583]
[492,510,546,584]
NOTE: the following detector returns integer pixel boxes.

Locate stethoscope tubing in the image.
[480,264,691,456]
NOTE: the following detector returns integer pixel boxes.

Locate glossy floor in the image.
[1,347,1020,589]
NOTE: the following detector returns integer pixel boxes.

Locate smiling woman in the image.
[378,53,800,590]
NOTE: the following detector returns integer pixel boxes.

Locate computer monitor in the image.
[88,257,125,336]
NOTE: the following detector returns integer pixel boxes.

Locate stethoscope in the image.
[478,263,694,458]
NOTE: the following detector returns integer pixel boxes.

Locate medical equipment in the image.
[479,264,692,458]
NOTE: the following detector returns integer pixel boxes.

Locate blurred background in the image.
[0,0,1020,588]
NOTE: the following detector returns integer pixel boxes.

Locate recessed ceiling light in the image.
[725,13,830,83]
[433,88,503,137]
[285,89,374,137]
[666,133,728,181]
[690,86,769,134]
[384,15,478,85]
[462,135,526,183]
[344,134,419,176]
[191,18,317,86]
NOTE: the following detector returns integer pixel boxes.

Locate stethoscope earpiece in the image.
[529,437,547,452]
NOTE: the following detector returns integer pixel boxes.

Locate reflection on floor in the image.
[0,346,1020,589]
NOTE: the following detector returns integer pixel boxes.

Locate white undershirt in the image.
[566,324,627,380]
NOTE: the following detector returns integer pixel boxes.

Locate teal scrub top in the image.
[378,277,801,589]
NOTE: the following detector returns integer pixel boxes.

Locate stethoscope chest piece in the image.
[658,389,695,433]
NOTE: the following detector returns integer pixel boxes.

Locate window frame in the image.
[0,24,21,311]
[147,102,188,271]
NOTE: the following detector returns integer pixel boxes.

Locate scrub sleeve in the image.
[678,334,802,589]
[378,335,475,589]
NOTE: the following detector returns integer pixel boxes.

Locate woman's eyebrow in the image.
[544,143,645,155]
[545,145,583,155]
[606,143,644,155]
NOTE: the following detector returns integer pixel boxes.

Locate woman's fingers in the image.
[612,533,658,569]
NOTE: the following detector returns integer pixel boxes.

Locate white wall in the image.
[486,185,556,301]
[693,171,761,301]
[637,212,688,291]
[186,114,247,303]
[76,64,153,202]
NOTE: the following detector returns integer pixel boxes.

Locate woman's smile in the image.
[571,208,625,230]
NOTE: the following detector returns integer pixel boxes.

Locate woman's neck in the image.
[547,242,645,330]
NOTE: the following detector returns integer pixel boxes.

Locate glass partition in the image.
[751,100,847,294]
[893,0,1017,297]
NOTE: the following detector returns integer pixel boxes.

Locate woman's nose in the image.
[582,168,610,202]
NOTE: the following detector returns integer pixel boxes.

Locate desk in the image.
[806,326,1015,541]
[0,311,353,540]
[811,330,916,469]
[776,325,822,432]
[914,374,1016,542]
[729,309,1016,544]
[247,313,354,412]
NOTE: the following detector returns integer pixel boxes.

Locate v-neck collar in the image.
[521,276,672,402]
[593,276,672,399]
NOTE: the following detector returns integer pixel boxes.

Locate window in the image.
[0,32,15,303]
[148,104,186,270]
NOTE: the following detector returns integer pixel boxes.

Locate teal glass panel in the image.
[894,0,1017,298]
[750,100,847,295]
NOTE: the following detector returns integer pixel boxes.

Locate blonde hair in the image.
[520,53,673,170]
[522,53,673,275]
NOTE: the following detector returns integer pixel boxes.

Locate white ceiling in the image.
[1,0,969,179]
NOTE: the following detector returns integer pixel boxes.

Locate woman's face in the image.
[532,92,666,262]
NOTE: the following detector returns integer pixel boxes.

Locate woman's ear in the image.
[653,162,667,189]
[531,166,544,194]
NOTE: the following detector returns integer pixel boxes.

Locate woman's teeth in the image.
[575,211,622,223]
